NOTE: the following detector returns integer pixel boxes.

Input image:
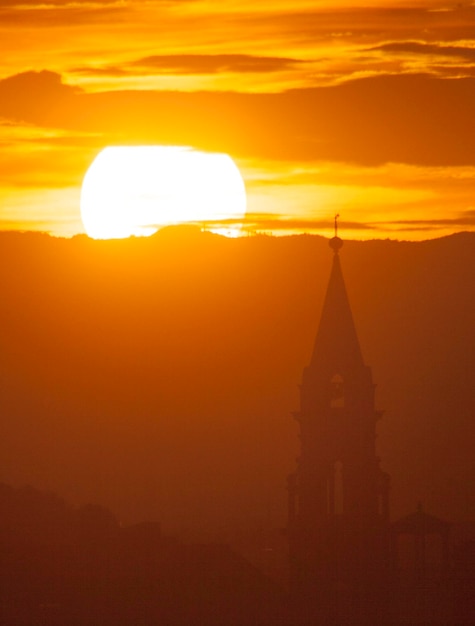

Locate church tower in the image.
[287,225,390,622]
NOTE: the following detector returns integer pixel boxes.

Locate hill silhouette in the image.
[0,482,284,625]
[1,229,474,537]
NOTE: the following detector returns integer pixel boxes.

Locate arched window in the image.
[330,374,345,408]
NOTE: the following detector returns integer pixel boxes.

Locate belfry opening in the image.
[287,224,391,622]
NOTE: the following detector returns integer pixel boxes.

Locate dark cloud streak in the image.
[195,212,475,233]
[381,210,475,228]
[0,2,129,26]
[235,5,475,46]
[368,41,475,62]
[3,70,475,167]
[2,2,475,41]
[71,54,306,78]
[130,53,305,75]
[156,215,377,233]
[0,0,120,5]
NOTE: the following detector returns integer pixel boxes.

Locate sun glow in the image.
[80,147,247,239]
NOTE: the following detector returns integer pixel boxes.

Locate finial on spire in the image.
[329,214,343,254]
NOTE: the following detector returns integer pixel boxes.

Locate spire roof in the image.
[309,237,364,374]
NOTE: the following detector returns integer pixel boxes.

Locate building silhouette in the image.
[287,231,391,623]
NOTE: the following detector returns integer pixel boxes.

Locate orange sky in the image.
[1,0,475,239]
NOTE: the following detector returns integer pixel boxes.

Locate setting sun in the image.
[80,147,247,239]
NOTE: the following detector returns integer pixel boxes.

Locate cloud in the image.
[157,213,377,234]
[382,210,475,229]
[71,54,306,77]
[0,0,131,26]
[0,71,79,124]
[3,3,475,94]
[3,70,475,167]
[232,4,475,47]
[131,54,305,75]
[368,41,475,62]
[3,2,474,42]
[229,210,475,236]
[0,0,120,5]
[0,101,101,190]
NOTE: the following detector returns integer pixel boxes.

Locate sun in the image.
[80,146,247,239]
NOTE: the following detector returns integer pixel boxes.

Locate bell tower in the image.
[287,222,390,622]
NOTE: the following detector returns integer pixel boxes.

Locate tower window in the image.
[330,374,345,408]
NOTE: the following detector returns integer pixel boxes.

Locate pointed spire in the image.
[310,220,364,374]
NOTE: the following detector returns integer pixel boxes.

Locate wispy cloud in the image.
[5,70,475,167]
[153,213,377,234]
[228,4,475,47]
[220,210,475,236]
[0,0,122,5]
[0,117,101,188]
[0,0,130,27]
[71,54,306,78]
[380,210,475,229]
[368,41,475,63]
[3,2,475,92]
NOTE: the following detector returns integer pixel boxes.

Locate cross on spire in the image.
[329,214,343,254]
[334,214,340,238]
